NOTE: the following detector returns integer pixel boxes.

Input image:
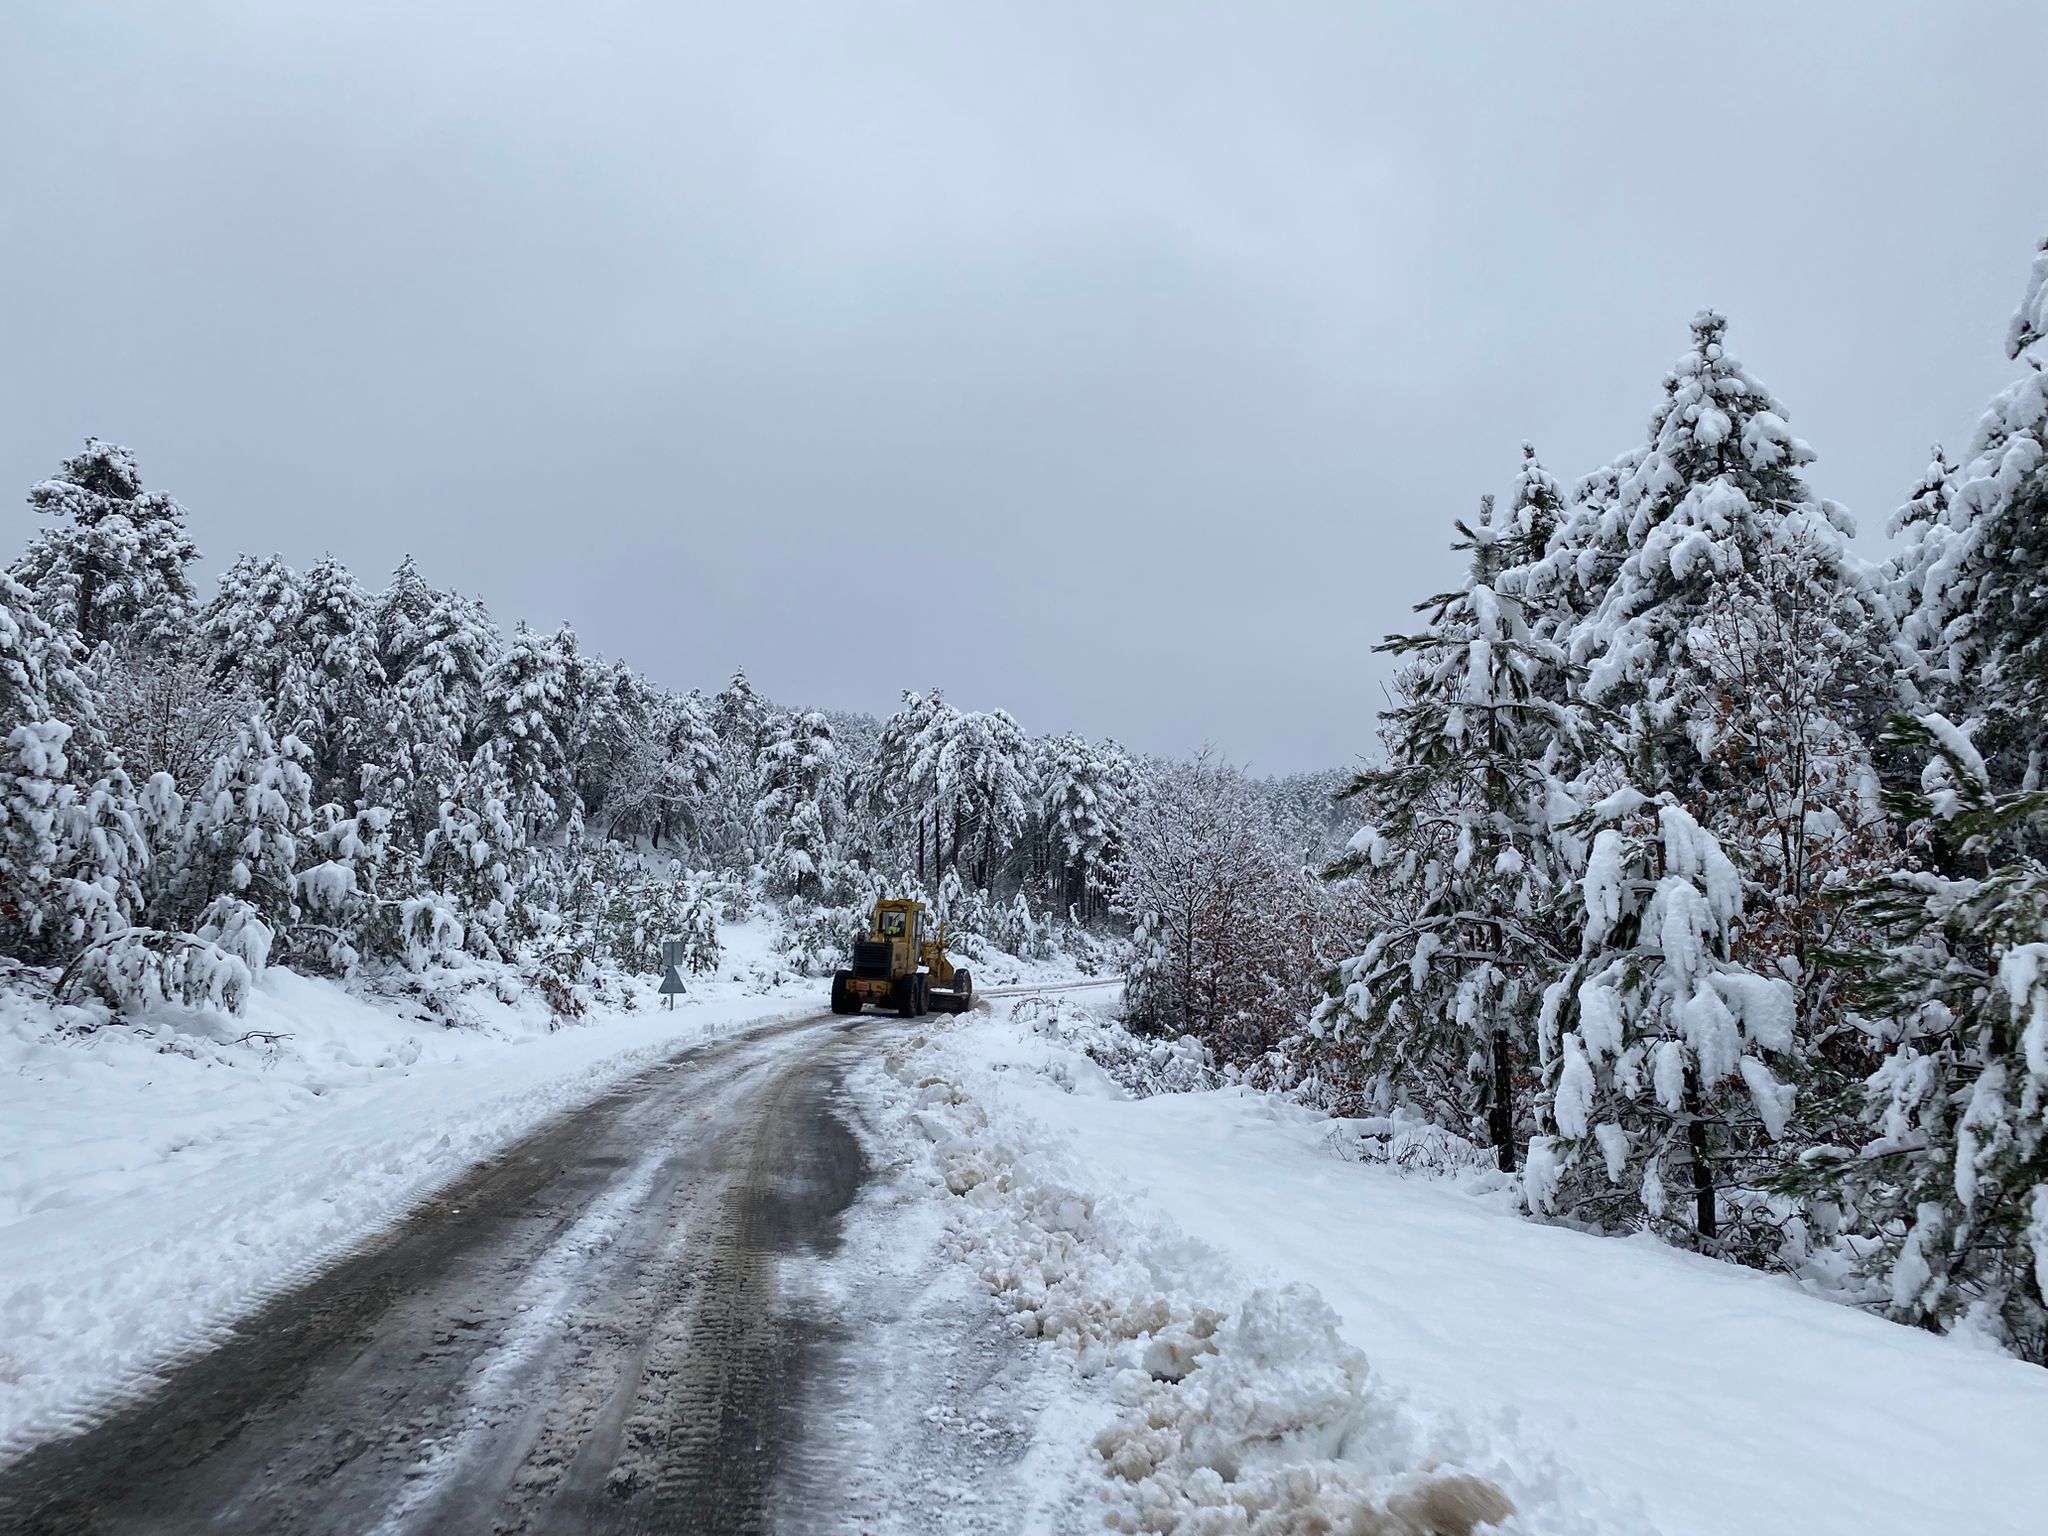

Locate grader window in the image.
[878,909,907,938]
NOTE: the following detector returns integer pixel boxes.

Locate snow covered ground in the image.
[871,993,2048,1536]
[0,917,839,1463]
[19,951,2027,1536]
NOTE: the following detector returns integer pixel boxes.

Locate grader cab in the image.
[830,897,974,1016]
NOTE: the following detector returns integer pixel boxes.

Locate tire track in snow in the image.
[0,1014,857,1534]
[361,1041,793,1535]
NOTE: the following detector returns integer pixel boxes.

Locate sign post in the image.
[658,937,687,1009]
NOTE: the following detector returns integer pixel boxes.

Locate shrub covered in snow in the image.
[1337,1110,1504,1178]
[774,896,858,977]
[1013,993,1216,1098]
[58,928,252,1017]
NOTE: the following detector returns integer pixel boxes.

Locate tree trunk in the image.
[1683,1072,1717,1241]
[77,566,100,647]
[1489,1025,1516,1171]
[1479,718,1518,1173]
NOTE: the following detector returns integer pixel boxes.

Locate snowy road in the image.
[0,1010,1031,1535]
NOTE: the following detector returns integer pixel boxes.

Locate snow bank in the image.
[858,998,1644,1536]
[891,999,2048,1536]
[0,926,823,1464]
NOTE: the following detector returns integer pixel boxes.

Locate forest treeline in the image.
[0,441,1350,1018]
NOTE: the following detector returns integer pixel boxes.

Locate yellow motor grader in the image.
[830,897,974,1016]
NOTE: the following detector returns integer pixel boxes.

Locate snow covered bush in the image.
[0,574,148,963]
[0,719,146,964]
[1339,1110,1502,1177]
[1012,993,1216,1097]
[396,895,467,973]
[705,872,757,924]
[170,715,312,936]
[753,710,841,899]
[990,889,1055,962]
[774,896,857,977]
[287,803,398,976]
[679,882,721,974]
[596,853,692,975]
[419,756,521,961]
[194,894,274,976]
[91,637,252,792]
[57,928,252,1018]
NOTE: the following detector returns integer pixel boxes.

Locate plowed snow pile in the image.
[858,1008,1649,1536]
[862,994,2048,1536]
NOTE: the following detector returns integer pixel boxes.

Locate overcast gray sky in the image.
[3,4,2041,771]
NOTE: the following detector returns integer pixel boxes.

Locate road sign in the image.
[659,938,687,1007]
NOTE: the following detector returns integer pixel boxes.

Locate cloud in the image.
[3,2,2042,768]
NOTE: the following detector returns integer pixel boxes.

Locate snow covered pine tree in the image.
[1526,795,1798,1251]
[1830,716,2048,1359]
[11,438,199,654]
[1317,487,1586,1167]
[1528,313,1892,1252]
[1895,236,2048,801]
[0,568,146,965]
[1825,241,2048,1358]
